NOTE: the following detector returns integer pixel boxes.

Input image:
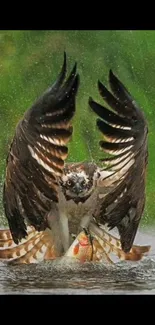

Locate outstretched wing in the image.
[3,52,79,244]
[89,70,148,253]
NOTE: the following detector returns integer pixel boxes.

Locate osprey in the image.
[0,53,150,264]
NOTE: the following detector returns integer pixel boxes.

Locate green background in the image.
[0,30,154,227]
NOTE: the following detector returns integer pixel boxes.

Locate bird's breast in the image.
[58,188,101,235]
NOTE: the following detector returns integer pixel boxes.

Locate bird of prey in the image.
[0,52,150,264]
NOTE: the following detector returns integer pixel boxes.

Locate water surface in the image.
[0,227,154,295]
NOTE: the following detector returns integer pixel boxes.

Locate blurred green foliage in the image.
[0,30,155,227]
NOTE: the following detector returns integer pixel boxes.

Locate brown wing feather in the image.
[3,52,79,244]
[89,70,148,253]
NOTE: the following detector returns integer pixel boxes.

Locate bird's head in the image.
[60,163,99,202]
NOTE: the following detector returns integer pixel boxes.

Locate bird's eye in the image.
[67,180,72,186]
[81,180,86,186]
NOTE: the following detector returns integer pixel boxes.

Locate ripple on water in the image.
[0,253,155,294]
[0,226,154,294]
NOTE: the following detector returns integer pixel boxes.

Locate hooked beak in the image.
[72,183,83,194]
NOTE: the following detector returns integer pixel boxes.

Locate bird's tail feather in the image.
[0,226,37,248]
[0,227,59,264]
[0,224,150,264]
[89,223,151,263]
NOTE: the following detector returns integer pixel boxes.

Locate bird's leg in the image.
[79,215,92,233]
[83,227,92,244]
[46,205,64,256]
[78,214,94,260]
[82,227,94,261]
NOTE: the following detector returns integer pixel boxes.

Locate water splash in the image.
[0,227,154,295]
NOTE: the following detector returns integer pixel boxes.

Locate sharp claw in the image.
[83,227,89,236]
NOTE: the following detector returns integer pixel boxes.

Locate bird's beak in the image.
[72,183,82,194]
